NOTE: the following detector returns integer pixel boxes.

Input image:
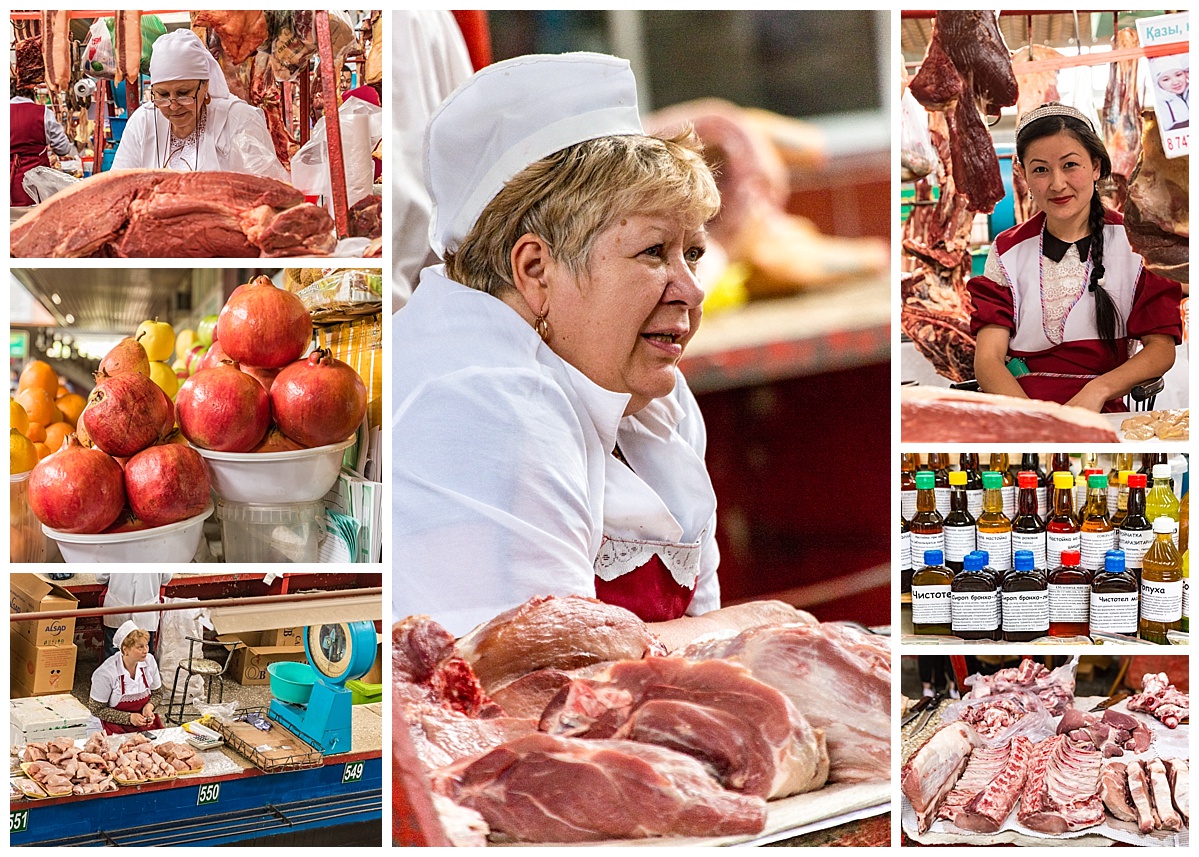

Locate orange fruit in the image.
[56,385,69,398]
[16,387,59,427]
[10,399,30,436]
[18,360,58,396]
[10,429,38,474]
[24,421,47,444]
[34,442,52,461]
[55,393,86,427]
[43,421,73,454]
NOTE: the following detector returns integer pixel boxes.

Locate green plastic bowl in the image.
[267,661,316,705]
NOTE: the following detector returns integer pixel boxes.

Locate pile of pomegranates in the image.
[177,276,367,454]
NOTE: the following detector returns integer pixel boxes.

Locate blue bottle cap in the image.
[1014,550,1035,571]
[923,549,944,566]
[963,552,984,572]
[974,549,990,565]
[1104,550,1126,573]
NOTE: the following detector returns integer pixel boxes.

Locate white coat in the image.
[392,267,721,636]
[90,651,162,708]
[96,573,174,632]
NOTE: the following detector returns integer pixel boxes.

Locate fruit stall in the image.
[10,266,383,563]
[10,575,384,847]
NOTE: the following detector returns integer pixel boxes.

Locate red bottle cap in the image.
[1059,550,1081,566]
[1127,473,1147,489]
[1018,472,1039,489]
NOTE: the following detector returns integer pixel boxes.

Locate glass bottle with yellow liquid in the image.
[977,470,1013,575]
[943,471,977,573]
[1045,471,1080,569]
[1110,470,1130,532]
[1108,453,1134,512]
[1146,463,1179,549]
[1080,474,1115,574]
[1139,517,1183,644]
[989,454,1017,520]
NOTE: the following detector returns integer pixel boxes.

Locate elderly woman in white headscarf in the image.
[112,28,288,180]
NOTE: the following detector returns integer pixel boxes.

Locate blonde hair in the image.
[121,628,151,652]
[446,129,720,296]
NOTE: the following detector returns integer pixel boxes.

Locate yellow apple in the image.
[174,328,198,360]
[136,319,176,362]
[148,361,179,399]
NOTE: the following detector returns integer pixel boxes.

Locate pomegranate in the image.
[250,426,306,453]
[271,349,368,447]
[216,275,312,368]
[176,362,271,452]
[244,365,280,392]
[28,435,125,533]
[97,337,150,380]
[82,372,171,457]
[198,340,230,372]
[74,408,94,447]
[103,508,153,534]
[125,444,211,527]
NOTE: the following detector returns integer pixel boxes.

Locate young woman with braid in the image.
[968,102,1183,412]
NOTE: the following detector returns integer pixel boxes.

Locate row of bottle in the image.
[911,538,1186,643]
[901,453,1179,524]
[900,460,1185,592]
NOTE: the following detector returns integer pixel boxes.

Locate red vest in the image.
[11,101,52,206]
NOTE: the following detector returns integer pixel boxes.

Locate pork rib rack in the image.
[11,170,337,258]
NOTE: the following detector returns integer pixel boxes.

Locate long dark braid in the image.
[1086,190,1120,354]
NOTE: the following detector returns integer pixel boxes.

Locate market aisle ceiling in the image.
[12,269,187,332]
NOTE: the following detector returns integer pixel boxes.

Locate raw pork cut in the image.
[1145,758,1182,831]
[1017,735,1105,833]
[901,387,1120,443]
[1125,111,1189,283]
[1127,672,1189,728]
[538,656,829,799]
[434,733,768,842]
[936,744,1011,823]
[1056,706,1153,756]
[954,735,1033,832]
[393,615,501,718]
[11,170,337,258]
[1165,758,1189,826]
[1126,758,1158,833]
[682,623,890,782]
[403,700,535,770]
[901,722,982,833]
[114,11,141,85]
[1099,760,1138,824]
[41,11,70,92]
[455,596,666,695]
[489,669,575,720]
[965,658,1075,716]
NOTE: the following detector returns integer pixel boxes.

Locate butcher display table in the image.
[9,706,382,847]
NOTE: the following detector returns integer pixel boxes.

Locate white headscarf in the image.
[149,28,230,100]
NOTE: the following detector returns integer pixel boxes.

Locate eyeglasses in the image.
[151,88,201,108]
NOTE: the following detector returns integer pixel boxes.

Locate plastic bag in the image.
[940,689,1056,749]
[290,96,383,216]
[900,87,936,182]
[21,166,80,203]
[81,18,116,79]
[192,699,238,724]
[228,125,293,185]
[156,599,208,703]
[964,656,1078,716]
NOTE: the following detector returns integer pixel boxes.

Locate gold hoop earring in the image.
[534,312,550,342]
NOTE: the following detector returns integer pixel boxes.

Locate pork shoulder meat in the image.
[434,733,768,842]
[538,657,829,799]
[10,170,337,258]
[683,622,890,783]
[901,387,1121,443]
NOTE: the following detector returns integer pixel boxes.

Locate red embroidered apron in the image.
[101,663,163,735]
[10,102,52,207]
[593,534,702,623]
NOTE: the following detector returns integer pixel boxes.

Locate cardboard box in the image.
[10,574,79,647]
[362,641,382,684]
[261,626,306,649]
[11,631,78,696]
[219,633,308,686]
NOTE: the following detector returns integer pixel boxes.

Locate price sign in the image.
[197,782,221,806]
[10,809,30,834]
[342,761,364,784]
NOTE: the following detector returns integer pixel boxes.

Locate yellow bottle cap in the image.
[1120,470,1135,484]
[949,471,967,486]
[1053,471,1074,489]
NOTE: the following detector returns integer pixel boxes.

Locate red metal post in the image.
[315,10,350,238]
[93,78,108,173]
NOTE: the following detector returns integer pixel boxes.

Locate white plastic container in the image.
[195,437,354,503]
[43,502,213,564]
[217,499,324,563]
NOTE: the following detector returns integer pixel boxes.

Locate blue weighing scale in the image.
[268,620,376,754]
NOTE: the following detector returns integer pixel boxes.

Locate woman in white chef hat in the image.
[1152,56,1189,131]
[392,53,809,647]
[87,620,164,735]
[111,28,289,181]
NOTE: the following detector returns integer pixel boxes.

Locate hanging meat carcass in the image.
[1010,44,1063,223]
[113,11,142,85]
[41,10,71,92]
[1125,111,1189,284]
[1102,27,1143,210]
[15,37,45,88]
[192,11,268,66]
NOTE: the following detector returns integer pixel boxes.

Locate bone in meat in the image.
[1146,758,1183,831]
[954,736,1033,832]
[1102,28,1143,206]
[1125,112,1189,283]
[193,11,268,66]
[1165,758,1189,827]
[937,744,1012,823]
[1099,760,1139,824]
[1018,735,1105,833]
[1126,760,1159,833]
[901,722,982,833]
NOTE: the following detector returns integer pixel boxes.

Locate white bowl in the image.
[43,502,213,564]
[193,436,354,503]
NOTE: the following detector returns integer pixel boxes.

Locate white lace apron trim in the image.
[594,533,704,590]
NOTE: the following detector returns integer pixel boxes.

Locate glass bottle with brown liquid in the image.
[943,471,977,573]
[1139,517,1183,644]
[951,550,999,640]
[1109,453,1134,512]
[989,454,1017,520]
[1077,453,1100,508]
[1048,548,1089,638]
[928,453,952,518]
[901,514,912,594]
[1110,470,1131,532]
[910,471,945,566]
[1011,471,1047,571]
[959,453,983,518]
[911,549,954,636]
[977,470,1013,574]
[1020,453,1048,513]
[1002,549,1049,642]
[1080,474,1115,574]
[900,454,918,521]
[1090,549,1139,637]
[1045,471,1081,570]
[1118,473,1154,583]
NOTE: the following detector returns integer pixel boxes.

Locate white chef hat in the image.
[149,28,230,99]
[424,52,645,258]
[113,620,140,650]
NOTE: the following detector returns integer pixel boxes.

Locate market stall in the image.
[9,574,384,847]
[9,10,382,258]
[898,9,1189,443]
[10,267,383,563]
[900,452,1189,645]
[900,654,1189,847]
